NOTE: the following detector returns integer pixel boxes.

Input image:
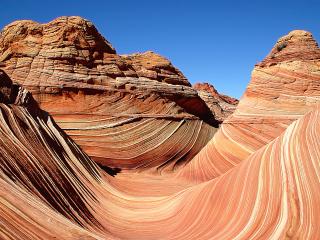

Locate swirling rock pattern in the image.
[97,106,320,239]
[178,30,320,182]
[1,69,320,239]
[1,18,320,240]
[0,70,108,239]
[0,16,222,172]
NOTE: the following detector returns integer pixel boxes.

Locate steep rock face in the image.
[193,82,239,122]
[178,30,320,182]
[0,16,218,173]
[0,70,110,239]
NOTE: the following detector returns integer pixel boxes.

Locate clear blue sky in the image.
[1,0,319,98]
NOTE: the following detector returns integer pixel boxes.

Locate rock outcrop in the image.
[1,17,320,239]
[1,67,320,239]
[0,16,219,173]
[0,70,109,239]
[193,82,238,122]
[178,30,320,182]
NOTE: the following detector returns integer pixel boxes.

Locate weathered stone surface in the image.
[103,107,320,239]
[178,30,320,182]
[193,82,239,122]
[2,68,320,239]
[0,16,219,173]
[122,51,190,86]
[1,16,320,239]
[0,70,109,239]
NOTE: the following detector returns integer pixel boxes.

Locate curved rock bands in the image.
[177,30,320,182]
[54,114,215,172]
[86,107,320,239]
[176,117,289,181]
[0,177,108,240]
[0,72,104,238]
[2,101,320,239]
[246,64,320,103]
[28,86,217,171]
[0,103,102,227]
[0,16,220,172]
[1,19,320,239]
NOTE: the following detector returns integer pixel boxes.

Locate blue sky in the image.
[1,0,319,98]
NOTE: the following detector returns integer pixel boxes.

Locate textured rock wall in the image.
[1,17,320,239]
[178,30,320,182]
[2,69,320,239]
[0,16,219,173]
[193,82,239,122]
[0,70,109,239]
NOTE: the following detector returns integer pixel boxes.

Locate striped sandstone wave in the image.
[0,70,111,239]
[177,30,320,182]
[1,17,320,240]
[96,106,320,239]
[1,68,320,239]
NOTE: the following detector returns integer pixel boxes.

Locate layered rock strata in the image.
[178,30,320,182]
[0,70,109,239]
[1,68,320,239]
[193,82,239,122]
[1,17,320,239]
[0,16,219,172]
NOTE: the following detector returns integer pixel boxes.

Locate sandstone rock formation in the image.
[101,107,320,239]
[193,82,239,122]
[0,70,108,239]
[1,68,320,239]
[178,30,320,182]
[1,17,320,240]
[0,16,220,173]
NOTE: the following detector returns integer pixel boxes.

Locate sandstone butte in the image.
[1,16,320,240]
[0,16,234,174]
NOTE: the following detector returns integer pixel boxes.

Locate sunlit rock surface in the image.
[1,18,320,240]
[178,30,320,182]
[0,70,109,239]
[0,16,221,173]
[1,68,320,239]
[193,82,239,122]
